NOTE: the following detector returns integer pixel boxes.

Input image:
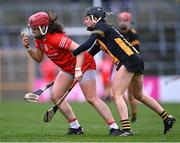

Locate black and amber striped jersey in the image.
[73,21,139,64]
[119,28,140,52]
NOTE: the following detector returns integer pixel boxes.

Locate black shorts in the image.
[116,54,144,74]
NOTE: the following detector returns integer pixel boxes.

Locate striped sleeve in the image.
[58,35,72,49]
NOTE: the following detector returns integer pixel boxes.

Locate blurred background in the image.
[0,0,180,102]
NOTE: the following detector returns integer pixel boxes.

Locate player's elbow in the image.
[35,58,43,63]
[35,55,43,63]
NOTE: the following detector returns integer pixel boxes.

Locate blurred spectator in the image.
[40,58,58,83]
[38,58,58,102]
[98,53,114,102]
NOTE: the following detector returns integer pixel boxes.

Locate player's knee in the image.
[133,93,143,101]
[111,95,116,102]
[50,95,56,103]
[111,92,120,102]
[111,88,116,96]
[111,89,121,101]
[86,97,97,105]
[50,93,59,103]
[131,87,143,100]
[128,94,134,101]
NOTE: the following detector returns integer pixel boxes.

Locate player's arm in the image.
[26,48,44,63]
[22,35,44,63]
[72,33,98,56]
[88,43,101,57]
[69,41,84,73]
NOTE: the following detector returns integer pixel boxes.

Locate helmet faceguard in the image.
[28,12,49,35]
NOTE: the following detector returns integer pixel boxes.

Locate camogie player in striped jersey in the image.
[73,7,176,136]
[22,11,122,136]
[117,12,140,123]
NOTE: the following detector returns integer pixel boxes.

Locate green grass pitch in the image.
[0,102,179,142]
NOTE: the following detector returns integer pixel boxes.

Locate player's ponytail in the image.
[48,11,64,34]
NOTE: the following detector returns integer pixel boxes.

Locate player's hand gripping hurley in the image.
[43,64,90,123]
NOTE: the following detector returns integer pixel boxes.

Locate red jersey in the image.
[35,33,96,74]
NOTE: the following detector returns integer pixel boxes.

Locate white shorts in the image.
[62,70,96,83]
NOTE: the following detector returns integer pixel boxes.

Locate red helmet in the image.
[117,12,132,23]
[28,12,49,27]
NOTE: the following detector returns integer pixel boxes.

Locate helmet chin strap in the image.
[39,26,48,35]
[87,15,102,31]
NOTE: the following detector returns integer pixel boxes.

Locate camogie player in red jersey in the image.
[22,11,121,136]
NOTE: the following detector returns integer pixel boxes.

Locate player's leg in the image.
[122,92,130,119]
[111,65,134,136]
[101,84,112,102]
[127,85,138,122]
[79,70,121,136]
[51,71,83,135]
[131,74,176,134]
